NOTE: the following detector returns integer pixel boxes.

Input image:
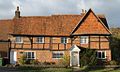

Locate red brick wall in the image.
[13,49,70,64]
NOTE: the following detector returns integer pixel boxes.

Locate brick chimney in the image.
[15,6,20,18]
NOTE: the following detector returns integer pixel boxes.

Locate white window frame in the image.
[96,51,106,59]
[52,51,64,59]
[24,51,36,60]
[80,36,88,44]
[15,36,23,43]
[36,37,44,43]
[61,37,67,44]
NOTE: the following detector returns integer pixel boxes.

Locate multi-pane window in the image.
[80,36,88,44]
[96,51,106,59]
[36,37,44,43]
[61,37,67,44]
[52,52,64,59]
[15,37,23,43]
[24,52,35,59]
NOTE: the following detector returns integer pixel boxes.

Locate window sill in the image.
[97,58,106,59]
[15,42,23,44]
[35,42,44,44]
[80,43,88,44]
[52,58,63,59]
[61,43,67,44]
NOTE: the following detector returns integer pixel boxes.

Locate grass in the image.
[19,67,120,72]
[17,66,120,72]
[89,68,120,72]
[17,66,72,72]
[4,65,120,72]
[79,66,120,72]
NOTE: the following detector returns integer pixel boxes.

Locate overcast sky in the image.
[0,0,120,27]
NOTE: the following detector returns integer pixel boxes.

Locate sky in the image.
[0,0,120,27]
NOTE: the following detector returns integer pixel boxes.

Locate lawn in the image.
[89,68,120,72]
[17,67,120,72]
[20,68,72,72]
[3,66,120,72]
[79,66,120,72]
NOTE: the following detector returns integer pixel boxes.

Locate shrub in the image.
[49,62,55,65]
[59,54,70,67]
[30,59,39,65]
[80,48,97,67]
[43,61,51,65]
[109,60,118,65]
[18,55,26,65]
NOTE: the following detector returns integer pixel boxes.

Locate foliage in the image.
[110,28,120,61]
[80,48,97,67]
[59,54,70,67]
[30,59,39,65]
[109,60,118,65]
[18,55,26,65]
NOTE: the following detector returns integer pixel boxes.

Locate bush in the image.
[109,60,118,65]
[80,48,97,67]
[43,61,51,65]
[18,55,26,65]
[30,59,39,65]
[59,54,70,67]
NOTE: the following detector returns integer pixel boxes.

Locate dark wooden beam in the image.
[58,43,59,50]
[43,37,45,49]
[71,38,73,46]
[89,35,90,49]
[99,35,101,49]
[90,41,108,42]
[11,34,70,37]
[64,44,66,50]
[11,48,50,50]
[29,37,33,49]
[72,34,111,36]
[80,36,81,46]
[49,37,52,50]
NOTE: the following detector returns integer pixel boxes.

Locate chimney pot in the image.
[82,9,84,13]
[81,9,87,15]
[15,6,20,18]
[17,6,19,11]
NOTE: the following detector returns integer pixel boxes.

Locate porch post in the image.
[70,51,72,66]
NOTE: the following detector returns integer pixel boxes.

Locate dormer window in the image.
[61,37,67,44]
[80,36,88,44]
[36,37,44,43]
[15,36,23,43]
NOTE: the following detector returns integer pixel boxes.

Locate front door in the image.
[72,52,78,66]
[10,51,17,64]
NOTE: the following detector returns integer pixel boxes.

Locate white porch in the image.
[70,45,81,67]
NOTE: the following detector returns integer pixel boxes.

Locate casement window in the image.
[96,51,106,59]
[61,37,67,44]
[52,51,64,59]
[15,36,23,43]
[24,52,35,60]
[36,37,44,43]
[80,36,88,44]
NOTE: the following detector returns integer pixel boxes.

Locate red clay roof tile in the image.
[0,9,110,38]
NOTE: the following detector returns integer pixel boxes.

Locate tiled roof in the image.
[0,9,110,39]
[0,20,13,40]
[13,15,83,36]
